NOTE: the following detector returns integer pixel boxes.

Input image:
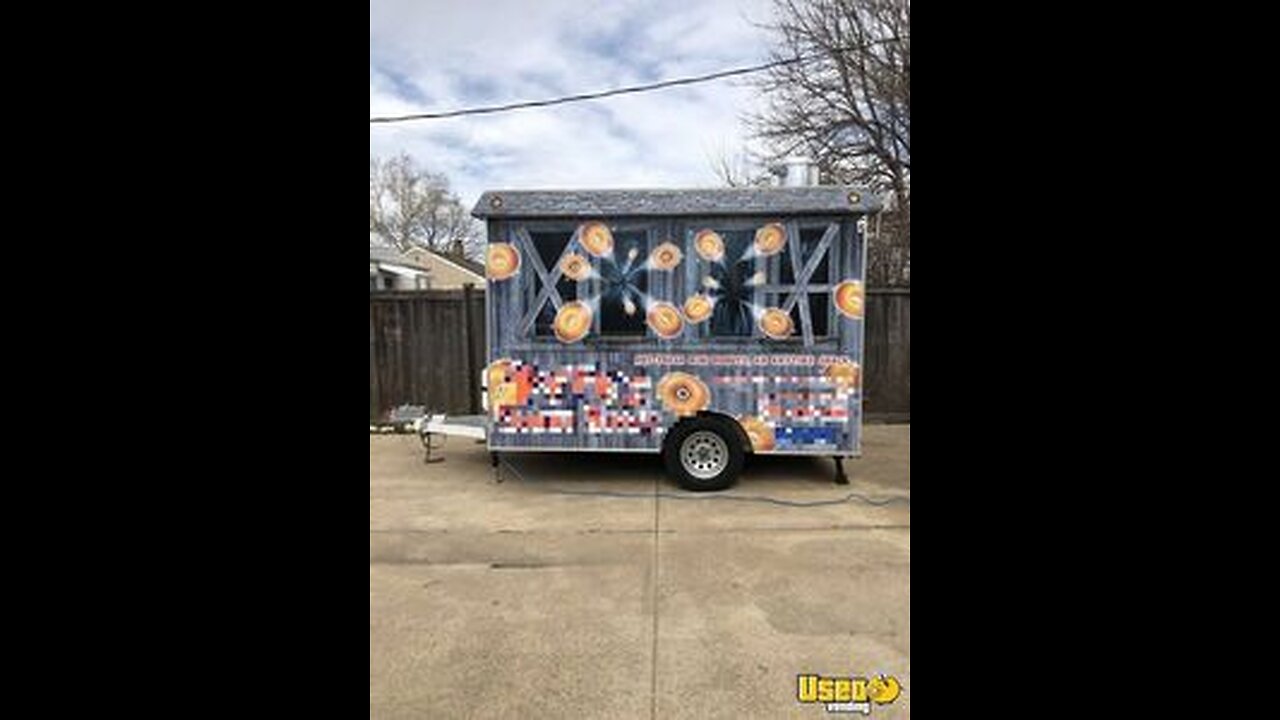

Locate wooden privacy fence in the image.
[370,287,910,422]
[861,288,911,422]
[370,287,485,422]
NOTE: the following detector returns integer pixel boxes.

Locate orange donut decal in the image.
[824,362,861,392]
[656,371,710,417]
[486,358,530,418]
[682,294,713,324]
[553,300,593,344]
[560,252,591,281]
[693,229,725,262]
[754,222,787,256]
[579,221,614,258]
[759,308,793,339]
[738,415,776,452]
[646,302,684,339]
[486,243,520,281]
[650,241,683,271]
[833,280,865,319]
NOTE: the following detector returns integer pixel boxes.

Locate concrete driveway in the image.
[370,425,910,719]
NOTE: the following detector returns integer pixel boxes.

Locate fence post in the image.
[462,283,479,414]
[370,300,379,422]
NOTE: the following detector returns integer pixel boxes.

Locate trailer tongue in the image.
[419,414,487,440]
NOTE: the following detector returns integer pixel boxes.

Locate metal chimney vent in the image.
[782,156,819,187]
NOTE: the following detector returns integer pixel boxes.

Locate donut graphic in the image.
[759,308,793,339]
[486,358,511,391]
[682,294,713,324]
[646,301,684,339]
[738,415,776,452]
[485,358,528,417]
[656,371,710,417]
[693,229,725,262]
[824,362,861,391]
[754,222,787,256]
[833,280,865,319]
[578,221,614,258]
[650,241,683,271]
[559,252,591,281]
[553,300,593,343]
[486,243,520,281]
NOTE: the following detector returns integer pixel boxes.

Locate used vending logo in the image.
[796,672,901,714]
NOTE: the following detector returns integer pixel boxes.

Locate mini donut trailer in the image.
[421,186,877,491]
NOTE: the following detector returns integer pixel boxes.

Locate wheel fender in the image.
[665,411,753,454]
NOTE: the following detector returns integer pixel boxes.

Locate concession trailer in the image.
[421,186,878,491]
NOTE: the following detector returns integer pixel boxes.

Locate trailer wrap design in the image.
[475,187,876,457]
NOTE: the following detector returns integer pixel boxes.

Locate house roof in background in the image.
[471,186,881,219]
[370,244,426,268]
[371,235,484,279]
[421,248,485,278]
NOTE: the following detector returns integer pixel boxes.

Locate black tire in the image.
[663,416,745,492]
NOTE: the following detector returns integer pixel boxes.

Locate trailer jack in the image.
[419,431,445,464]
[833,457,849,485]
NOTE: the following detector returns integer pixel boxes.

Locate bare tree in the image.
[370,153,481,259]
[750,0,910,284]
[706,140,775,188]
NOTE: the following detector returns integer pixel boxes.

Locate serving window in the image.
[528,230,579,339]
[505,217,841,347]
[771,224,837,342]
[691,228,758,338]
[511,221,663,346]
[596,230,650,337]
[680,219,839,345]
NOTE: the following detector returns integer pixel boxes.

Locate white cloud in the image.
[370,0,776,211]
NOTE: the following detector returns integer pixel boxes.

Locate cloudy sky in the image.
[370,0,776,211]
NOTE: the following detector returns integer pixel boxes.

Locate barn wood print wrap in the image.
[482,356,861,453]
[484,206,866,454]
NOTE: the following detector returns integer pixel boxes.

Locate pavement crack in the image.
[489,562,557,570]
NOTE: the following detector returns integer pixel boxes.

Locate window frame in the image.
[513,219,667,349]
[678,218,767,343]
[523,225,584,341]
[765,222,839,346]
[593,224,654,339]
[503,216,845,351]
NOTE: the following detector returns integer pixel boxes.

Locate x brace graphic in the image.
[781,222,837,346]
[516,225,584,337]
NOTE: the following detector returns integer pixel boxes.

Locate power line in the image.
[370,38,905,124]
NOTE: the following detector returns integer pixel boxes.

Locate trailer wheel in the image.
[663,416,744,492]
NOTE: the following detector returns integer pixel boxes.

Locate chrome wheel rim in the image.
[680,430,728,480]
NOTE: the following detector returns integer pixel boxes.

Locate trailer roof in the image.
[471,186,880,219]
